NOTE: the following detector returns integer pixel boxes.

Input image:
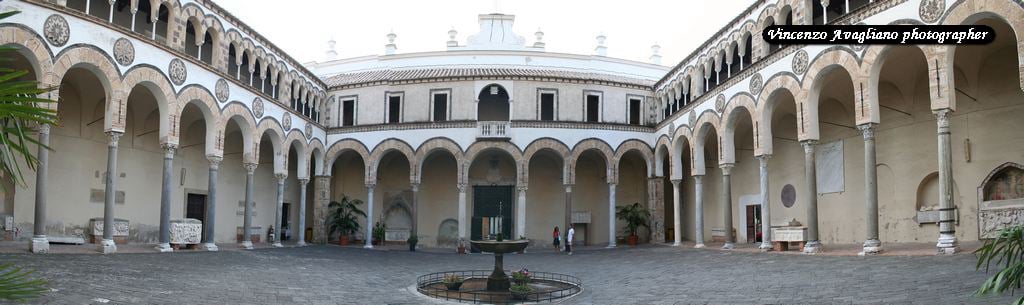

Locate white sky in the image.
[214,0,753,67]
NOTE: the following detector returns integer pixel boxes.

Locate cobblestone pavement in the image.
[1,245,1013,304]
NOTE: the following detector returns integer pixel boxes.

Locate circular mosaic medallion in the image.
[282,113,292,130]
[715,94,726,113]
[252,97,264,118]
[919,0,945,24]
[215,79,229,103]
[792,49,809,75]
[781,184,797,208]
[688,110,696,124]
[113,38,134,66]
[749,73,763,95]
[44,14,70,47]
[304,123,313,139]
[168,59,187,85]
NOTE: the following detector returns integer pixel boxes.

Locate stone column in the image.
[30,124,51,254]
[693,175,705,248]
[647,177,665,244]
[860,124,882,255]
[364,183,376,249]
[204,156,221,251]
[757,155,773,251]
[313,175,330,244]
[671,179,683,246]
[935,109,958,255]
[802,140,821,254]
[458,183,468,241]
[156,144,176,252]
[411,183,419,240]
[516,185,527,239]
[607,182,618,248]
[240,162,257,250]
[721,164,735,250]
[564,184,573,241]
[99,131,122,254]
[297,178,309,246]
[273,173,286,247]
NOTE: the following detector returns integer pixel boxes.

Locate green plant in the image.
[511,268,531,285]
[326,195,366,240]
[373,221,386,243]
[0,11,58,191]
[407,234,418,245]
[616,202,651,237]
[975,225,1024,304]
[441,273,463,284]
[510,282,533,300]
[0,263,47,301]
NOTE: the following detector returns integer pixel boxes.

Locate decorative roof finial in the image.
[533,28,545,49]
[325,37,337,61]
[650,43,662,65]
[594,32,607,56]
[447,27,459,47]
[385,30,397,55]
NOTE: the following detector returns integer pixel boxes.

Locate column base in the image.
[240,241,253,250]
[30,237,49,254]
[155,243,173,253]
[671,241,682,247]
[296,241,307,247]
[272,242,284,248]
[722,242,735,250]
[802,240,822,254]
[859,239,882,256]
[758,241,773,252]
[363,244,374,249]
[606,243,617,249]
[694,243,706,249]
[98,239,117,254]
[203,243,219,251]
[937,233,958,255]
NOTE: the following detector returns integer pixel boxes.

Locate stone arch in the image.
[942,0,1024,100]
[522,137,571,184]
[860,44,936,124]
[670,124,693,180]
[756,73,802,155]
[218,102,257,163]
[0,26,54,87]
[568,138,615,185]
[368,138,418,183]
[613,139,654,182]
[51,46,124,132]
[463,141,523,185]
[801,48,862,141]
[654,135,672,177]
[720,93,758,163]
[324,139,372,180]
[414,137,465,185]
[256,118,286,173]
[283,129,309,178]
[174,85,220,156]
[121,66,177,145]
[307,138,326,176]
[692,111,722,175]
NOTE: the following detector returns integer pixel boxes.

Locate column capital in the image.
[366,182,377,190]
[756,154,772,162]
[274,173,287,183]
[933,109,952,133]
[410,182,420,192]
[457,183,467,192]
[517,184,528,192]
[207,155,223,169]
[670,178,683,185]
[161,143,177,156]
[105,131,124,147]
[37,123,50,134]
[242,162,258,174]
[298,177,310,185]
[564,184,573,193]
[801,140,818,153]
[858,123,878,140]
[720,163,735,175]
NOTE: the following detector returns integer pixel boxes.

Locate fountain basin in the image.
[470,240,529,254]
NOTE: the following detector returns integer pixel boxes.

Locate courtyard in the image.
[1,245,1014,304]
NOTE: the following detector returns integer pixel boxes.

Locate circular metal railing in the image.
[416,270,582,304]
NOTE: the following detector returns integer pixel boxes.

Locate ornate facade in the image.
[0,0,1021,255]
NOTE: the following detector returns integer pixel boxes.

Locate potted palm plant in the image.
[975,225,1024,303]
[407,234,418,252]
[616,202,651,246]
[441,273,463,291]
[372,221,387,246]
[326,195,366,246]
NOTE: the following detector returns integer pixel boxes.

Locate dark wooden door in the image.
[281,203,291,241]
[186,193,207,240]
[470,185,514,252]
[746,205,761,243]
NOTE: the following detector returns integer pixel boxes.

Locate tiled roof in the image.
[324,66,656,88]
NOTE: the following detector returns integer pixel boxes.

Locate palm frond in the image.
[0,263,47,300]
[975,226,1024,302]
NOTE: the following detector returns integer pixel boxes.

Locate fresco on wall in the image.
[984,167,1024,201]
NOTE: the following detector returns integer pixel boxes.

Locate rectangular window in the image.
[540,93,555,121]
[585,94,600,123]
[629,98,642,125]
[387,94,402,124]
[432,92,449,122]
[342,99,355,126]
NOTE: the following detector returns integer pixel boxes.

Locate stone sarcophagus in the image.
[978,163,1024,239]
[170,219,202,245]
[772,227,807,242]
[89,218,129,244]
[236,226,262,243]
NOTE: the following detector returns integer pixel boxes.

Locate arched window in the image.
[200,31,214,65]
[228,45,240,78]
[239,53,251,83]
[111,0,132,28]
[262,70,274,96]
[730,44,741,75]
[477,84,510,121]
[251,59,261,88]
[185,21,200,59]
[154,4,170,42]
[812,1,825,25]
[67,0,87,13]
[87,0,110,21]
[132,0,152,37]
[742,34,752,67]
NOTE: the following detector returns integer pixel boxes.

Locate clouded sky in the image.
[214,0,752,66]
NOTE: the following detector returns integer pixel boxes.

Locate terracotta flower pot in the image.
[628,235,638,246]
[339,235,349,246]
[444,281,463,291]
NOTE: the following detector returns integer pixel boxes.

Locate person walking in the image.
[566,224,575,255]
[553,226,561,252]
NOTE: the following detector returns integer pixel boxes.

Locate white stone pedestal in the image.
[30,237,49,254]
[859,239,882,256]
[99,238,117,254]
[203,243,219,252]
[155,243,173,252]
[802,241,821,254]
[240,241,253,250]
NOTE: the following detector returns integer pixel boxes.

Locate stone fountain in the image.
[470,237,529,291]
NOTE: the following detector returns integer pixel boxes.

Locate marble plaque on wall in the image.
[815,141,845,194]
